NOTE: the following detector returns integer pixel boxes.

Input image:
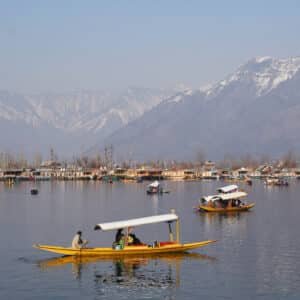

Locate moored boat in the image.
[34,212,216,256]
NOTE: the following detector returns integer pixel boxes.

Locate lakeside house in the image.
[136,168,163,180]
[0,160,299,182]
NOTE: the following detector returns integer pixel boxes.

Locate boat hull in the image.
[34,240,216,256]
[198,203,255,212]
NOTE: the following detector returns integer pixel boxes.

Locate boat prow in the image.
[33,240,217,257]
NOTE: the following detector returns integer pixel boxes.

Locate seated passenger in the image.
[127,227,143,245]
[115,228,124,243]
[112,228,125,249]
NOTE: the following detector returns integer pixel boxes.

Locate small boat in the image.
[30,189,39,195]
[199,202,255,212]
[265,177,289,186]
[34,212,216,256]
[146,181,169,194]
[196,185,255,213]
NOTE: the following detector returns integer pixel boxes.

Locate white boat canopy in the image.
[94,213,178,231]
[217,184,238,193]
[202,191,247,202]
[148,180,160,188]
[219,191,247,200]
[202,195,221,202]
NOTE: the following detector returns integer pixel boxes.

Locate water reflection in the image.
[149,194,159,214]
[199,211,250,225]
[37,252,216,286]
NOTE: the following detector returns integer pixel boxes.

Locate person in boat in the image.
[71,231,88,249]
[232,199,240,207]
[127,227,142,245]
[113,228,125,248]
[112,228,142,248]
[115,228,124,243]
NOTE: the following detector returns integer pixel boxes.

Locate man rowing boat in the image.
[72,231,88,249]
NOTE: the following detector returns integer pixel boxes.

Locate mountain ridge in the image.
[103,56,300,160]
[1,55,300,160]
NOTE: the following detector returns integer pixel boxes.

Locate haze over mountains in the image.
[1,56,300,160]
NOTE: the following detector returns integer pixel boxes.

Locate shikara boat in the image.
[146,181,170,194]
[34,212,216,256]
[265,177,289,186]
[196,185,255,213]
[199,202,255,212]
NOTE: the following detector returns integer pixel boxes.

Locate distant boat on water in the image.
[265,177,289,186]
[31,189,39,195]
[146,181,170,194]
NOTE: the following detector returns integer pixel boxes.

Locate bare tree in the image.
[259,153,271,165]
[281,150,297,168]
[195,150,206,168]
[33,153,42,168]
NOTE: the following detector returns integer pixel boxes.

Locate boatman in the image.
[72,231,88,249]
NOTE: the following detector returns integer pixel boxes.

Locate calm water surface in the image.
[0,180,300,299]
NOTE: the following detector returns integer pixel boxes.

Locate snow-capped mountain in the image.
[0,88,173,133]
[202,56,300,99]
[0,87,175,156]
[2,56,300,160]
[104,56,300,160]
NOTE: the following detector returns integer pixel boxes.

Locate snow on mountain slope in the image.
[0,87,173,133]
[205,56,300,98]
[0,87,176,155]
[104,56,300,160]
[1,56,300,158]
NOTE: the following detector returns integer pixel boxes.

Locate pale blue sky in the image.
[1,0,300,92]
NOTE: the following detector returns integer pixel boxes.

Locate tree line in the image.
[0,150,299,170]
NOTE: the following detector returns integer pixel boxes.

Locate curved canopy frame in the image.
[94,213,178,231]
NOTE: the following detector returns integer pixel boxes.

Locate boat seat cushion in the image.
[159,241,176,246]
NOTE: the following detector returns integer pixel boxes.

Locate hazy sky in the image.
[1,0,300,92]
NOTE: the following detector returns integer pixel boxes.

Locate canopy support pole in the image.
[168,222,174,242]
[176,219,180,243]
[125,227,129,246]
[170,208,180,242]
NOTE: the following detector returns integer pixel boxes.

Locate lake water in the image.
[0,180,300,299]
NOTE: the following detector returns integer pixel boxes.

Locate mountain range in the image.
[0,87,175,158]
[1,56,300,161]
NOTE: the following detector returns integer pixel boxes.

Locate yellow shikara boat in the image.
[34,211,216,257]
[197,185,255,213]
[198,203,255,212]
